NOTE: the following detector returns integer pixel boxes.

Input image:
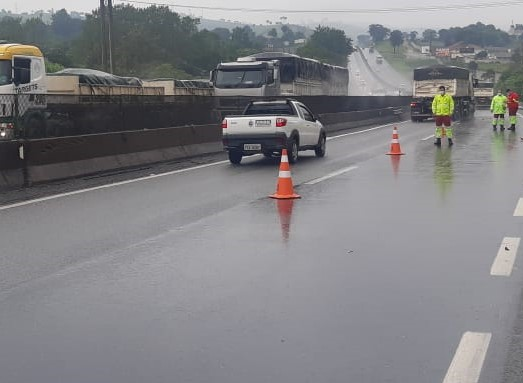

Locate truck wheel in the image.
[315,133,326,157]
[287,137,298,164]
[228,150,242,164]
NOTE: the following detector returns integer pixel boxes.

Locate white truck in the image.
[221,99,326,164]
[0,43,47,139]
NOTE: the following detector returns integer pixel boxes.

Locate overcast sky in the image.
[5,0,523,32]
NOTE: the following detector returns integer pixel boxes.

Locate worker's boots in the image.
[448,138,453,146]
[500,125,505,131]
[493,125,497,131]
[508,124,516,131]
[434,138,442,146]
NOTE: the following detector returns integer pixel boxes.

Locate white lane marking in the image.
[443,332,491,383]
[0,160,230,212]
[421,134,435,141]
[327,120,409,141]
[491,237,520,276]
[305,166,358,185]
[513,198,523,216]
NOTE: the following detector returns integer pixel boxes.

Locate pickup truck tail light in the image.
[410,102,417,107]
[221,119,227,129]
[276,118,287,127]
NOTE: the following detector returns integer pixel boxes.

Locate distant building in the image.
[509,24,523,36]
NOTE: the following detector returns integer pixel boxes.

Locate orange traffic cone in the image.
[270,149,301,199]
[386,126,405,155]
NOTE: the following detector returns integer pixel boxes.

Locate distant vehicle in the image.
[473,81,494,108]
[410,65,475,122]
[376,56,383,64]
[369,45,375,53]
[211,52,349,97]
[221,99,326,164]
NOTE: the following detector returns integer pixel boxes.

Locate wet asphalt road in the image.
[348,48,411,96]
[1,111,523,383]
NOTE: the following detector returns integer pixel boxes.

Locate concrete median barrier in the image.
[0,98,410,189]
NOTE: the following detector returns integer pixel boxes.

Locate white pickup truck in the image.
[221,99,326,164]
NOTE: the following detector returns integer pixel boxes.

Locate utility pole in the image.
[99,0,106,72]
[107,0,114,74]
[99,0,114,73]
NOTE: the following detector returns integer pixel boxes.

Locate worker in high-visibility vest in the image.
[491,90,507,131]
[432,85,455,146]
[506,88,519,131]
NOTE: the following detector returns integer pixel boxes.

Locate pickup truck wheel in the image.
[228,150,242,164]
[287,138,298,164]
[315,134,326,157]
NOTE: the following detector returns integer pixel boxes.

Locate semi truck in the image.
[410,65,476,122]
[211,52,349,97]
[0,43,47,139]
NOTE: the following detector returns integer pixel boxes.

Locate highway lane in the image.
[361,47,413,96]
[1,111,523,383]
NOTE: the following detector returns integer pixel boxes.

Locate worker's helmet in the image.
[438,85,445,91]
[506,88,511,93]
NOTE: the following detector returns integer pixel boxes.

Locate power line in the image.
[115,0,523,14]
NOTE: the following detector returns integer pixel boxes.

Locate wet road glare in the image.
[1,110,523,383]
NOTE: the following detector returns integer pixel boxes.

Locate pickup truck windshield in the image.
[0,60,12,86]
[215,69,264,88]
[244,103,294,115]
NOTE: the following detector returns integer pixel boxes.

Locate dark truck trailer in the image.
[410,65,476,122]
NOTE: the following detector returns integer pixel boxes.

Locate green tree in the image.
[409,31,418,41]
[389,30,404,54]
[280,25,295,43]
[297,25,354,66]
[357,34,371,47]
[51,9,83,40]
[0,16,24,42]
[368,24,389,42]
[268,28,277,38]
[211,27,231,41]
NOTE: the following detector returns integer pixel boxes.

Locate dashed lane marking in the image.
[490,237,520,276]
[443,332,491,383]
[305,166,358,185]
[513,198,523,216]
[421,134,435,141]
[327,120,409,141]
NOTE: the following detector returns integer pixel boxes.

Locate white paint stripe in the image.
[326,120,409,141]
[422,134,435,141]
[281,155,289,162]
[491,237,520,276]
[305,166,358,185]
[513,198,523,216]
[0,160,230,212]
[278,170,292,178]
[443,332,491,383]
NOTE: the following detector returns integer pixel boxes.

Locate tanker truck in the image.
[410,65,476,122]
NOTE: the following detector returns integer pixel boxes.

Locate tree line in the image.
[0,5,353,79]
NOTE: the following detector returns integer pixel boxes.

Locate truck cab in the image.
[0,43,47,139]
[211,58,280,97]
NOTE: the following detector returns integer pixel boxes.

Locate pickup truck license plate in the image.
[255,120,271,126]
[244,144,261,151]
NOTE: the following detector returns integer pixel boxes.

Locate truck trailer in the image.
[410,65,475,122]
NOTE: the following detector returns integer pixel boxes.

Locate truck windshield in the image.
[0,60,12,86]
[215,69,264,88]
